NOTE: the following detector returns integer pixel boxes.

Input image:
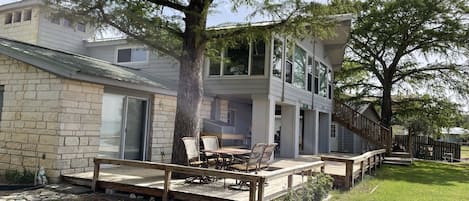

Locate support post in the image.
[345,160,354,189]
[288,175,293,188]
[367,157,372,174]
[249,180,257,201]
[91,159,100,192]
[360,161,365,181]
[258,178,265,201]
[163,169,172,201]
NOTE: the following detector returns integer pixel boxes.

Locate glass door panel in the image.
[99,94,125,159]
[123,98,146,160]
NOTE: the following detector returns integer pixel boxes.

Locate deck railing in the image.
[92,158,325,201]
[394,135,461,160]
[320,149,386,189]
[332,100,392,153]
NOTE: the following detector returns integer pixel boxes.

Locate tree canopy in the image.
[48,0,352,165]
[335,0,469,127]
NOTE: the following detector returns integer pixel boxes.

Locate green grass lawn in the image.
[330,161,469,201]
[461,146,469,159]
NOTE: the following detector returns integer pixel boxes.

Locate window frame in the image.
[23,9,32,21]
[115,46,150,64]
[4,13,13,25]
[13,11,22,23]
[76,23,86,32]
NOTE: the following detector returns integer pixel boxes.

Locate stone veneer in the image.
[0,55,103,182]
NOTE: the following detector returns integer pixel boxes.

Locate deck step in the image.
[383,157,412,166]
[391,152,411,158]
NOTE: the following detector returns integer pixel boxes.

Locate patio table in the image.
[203,148,251,170]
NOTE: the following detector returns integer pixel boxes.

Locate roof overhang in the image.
[320,14,352,72]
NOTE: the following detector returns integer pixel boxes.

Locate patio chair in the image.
[228,143,266,190]
[182,137,210,184]
[201,135,224,167]
[259,143,277,170]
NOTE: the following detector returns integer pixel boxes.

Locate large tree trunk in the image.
[381,81,393,128]
[171,0,209,166]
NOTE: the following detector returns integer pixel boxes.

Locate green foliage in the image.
[393,95,462,137]
[335,0,469,127]
[5,169,35,184]
[279,173,334,201]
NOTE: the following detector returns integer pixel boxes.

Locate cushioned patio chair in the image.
[182,137,210,183]
[201,135,223,167]
[228,143,266,190]
[259,143,277,170]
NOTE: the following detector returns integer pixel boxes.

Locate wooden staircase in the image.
[332,100,392,155]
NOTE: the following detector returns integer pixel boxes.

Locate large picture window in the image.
[209,40,266,77]
[293,45,306,89]
[117,47,149,63]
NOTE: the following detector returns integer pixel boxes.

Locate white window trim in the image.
[115,46,150,64]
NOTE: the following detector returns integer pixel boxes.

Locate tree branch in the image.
[146,0,187,12]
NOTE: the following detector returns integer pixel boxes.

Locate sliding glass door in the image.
[99,93,148,160]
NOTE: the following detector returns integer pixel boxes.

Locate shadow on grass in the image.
[376,161,469,186]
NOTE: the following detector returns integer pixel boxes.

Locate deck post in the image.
[249,179,257,201]
[287,175,293,188]
[163,168,172,201]
[367,157,371,174]
[258,177,265,201]
[91,159,100,192]
[345,160,353,189]
[360,161,365,181]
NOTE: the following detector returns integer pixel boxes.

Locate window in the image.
[223,42,249,75]
[209,50,222,76]
[307,56,313,92]
[4,13,12,24]
[293,45,306,89]
[77,23,86,32]
[272,38,283,78]
[285,41,294,84]
[331,124,336,138]
[250,40,265,75]
[50,15,60,24]
[319,63,328,97]
[13,11,21,23]
[328,69,332,99]
[117,47,149,63]
[23,9,32,21]
[314,60,319,94]
[227,110,236,125]
[63,18,72,28]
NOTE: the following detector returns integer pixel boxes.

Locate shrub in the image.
[5,169,35,184]
[279,173,334,201]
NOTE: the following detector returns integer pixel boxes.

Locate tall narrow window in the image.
[251,40,265,75]
[272,38,283,78]
[4,13,12,24]
[319,63,328,97]
[328,69,332,99]
[13,11,21,23]
[209,49,222,76]
[223,42,249,75]
[307,56,313,92]
[293,45,306,89]
[314,60,319,94]
[23,9,32,21]
[285,41,294,84]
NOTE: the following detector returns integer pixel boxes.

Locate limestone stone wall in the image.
[0,6,40,44]
[0,55,103,182]
[150,94,176,162]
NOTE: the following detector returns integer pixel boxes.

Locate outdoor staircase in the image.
[332,100,393,155]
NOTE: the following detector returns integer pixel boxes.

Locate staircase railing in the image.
[332,100,392,154]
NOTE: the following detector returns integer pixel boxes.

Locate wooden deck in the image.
[63,157,325,201]
[62,152,383,201]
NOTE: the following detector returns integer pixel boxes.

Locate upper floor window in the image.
[293,45,306,89]
[307,56,313,92]
[23,9,32,21]
[272,38,283,79]
[209,40,266,77]
[77,23,86,32]
[63,18,73,28]
[319,63,328,97]
[314,60,319,94]
[285,41,294,83]
[117,47,149,63]
[13,11,21,23]
[4,13,12,24]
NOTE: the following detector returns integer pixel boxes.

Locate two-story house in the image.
[0,0,352,181]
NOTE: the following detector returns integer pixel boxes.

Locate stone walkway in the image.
[0,184,150,201]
